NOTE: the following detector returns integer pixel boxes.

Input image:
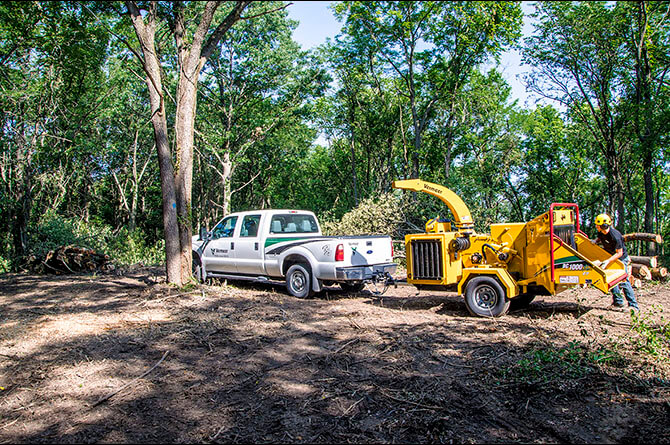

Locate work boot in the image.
[611,303,625,312]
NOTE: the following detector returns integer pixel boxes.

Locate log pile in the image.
[24,245,110,274]
[622,232,666,287]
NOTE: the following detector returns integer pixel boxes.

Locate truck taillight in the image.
[335,244,344,261]
[391,240,394,258]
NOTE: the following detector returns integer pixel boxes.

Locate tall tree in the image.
[334,1,522,179]
[123,1,251,285]
[619,0,670,253]
[195,2,328,222]
[0,1,108,264]
[523,2,634,226]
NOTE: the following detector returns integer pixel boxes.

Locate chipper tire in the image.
[464,276,510,317]
[286,264,314,299]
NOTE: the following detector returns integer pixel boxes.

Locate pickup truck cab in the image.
[192,209,396,298]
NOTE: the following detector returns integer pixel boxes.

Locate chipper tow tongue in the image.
[393,179,629,317]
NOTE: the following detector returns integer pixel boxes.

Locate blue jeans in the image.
[611,256,639,309]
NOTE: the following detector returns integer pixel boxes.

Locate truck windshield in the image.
[270,214,318,234]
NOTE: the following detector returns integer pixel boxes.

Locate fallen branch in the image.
[378,388,445,411]
[92,350,169,407]
[332,338,359,354]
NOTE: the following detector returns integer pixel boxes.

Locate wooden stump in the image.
[650,267,668,280]
[631,264,652,280]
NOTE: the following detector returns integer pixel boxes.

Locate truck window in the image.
[269,214,318,234]
[211,216,238,239]
[240,214,261,237]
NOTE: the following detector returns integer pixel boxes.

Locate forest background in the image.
[1,1,668,281]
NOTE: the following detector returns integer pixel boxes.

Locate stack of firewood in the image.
[623,233,666,288]
[24,245,110,274]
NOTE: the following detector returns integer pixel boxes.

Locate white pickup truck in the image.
[192,209,396,298]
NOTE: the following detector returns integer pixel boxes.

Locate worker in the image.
[593,213,639,313]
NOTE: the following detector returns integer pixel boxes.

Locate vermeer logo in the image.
[210,248,228,257]
[424,184,443,194]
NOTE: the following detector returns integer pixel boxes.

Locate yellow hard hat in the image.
[595,213,612,226]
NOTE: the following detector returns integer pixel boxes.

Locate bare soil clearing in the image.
[0,269,668,443]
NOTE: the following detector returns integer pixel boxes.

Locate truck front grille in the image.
[411,239,443,280]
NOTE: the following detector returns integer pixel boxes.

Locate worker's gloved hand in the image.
[601,260,610,269]
[592,260,602,267]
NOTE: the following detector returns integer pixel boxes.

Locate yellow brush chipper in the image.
[393,179,629,317]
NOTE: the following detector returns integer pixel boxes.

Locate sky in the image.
[286,1,538,107]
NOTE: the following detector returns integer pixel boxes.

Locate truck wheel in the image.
[510,293,536,310]
[192,254,204,283]
[464,276,510,317]
[286,264,314,299]
[340,282,365,293]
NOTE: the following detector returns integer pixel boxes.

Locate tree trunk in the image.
[175,62,200,285]
[220,150,233,217]
[630,255,657,268]
[623,232,663,243]
[127,2,181,284]
[126,0,250,285]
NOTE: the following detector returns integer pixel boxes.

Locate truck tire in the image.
[340,281,365,293]
[464,276,510,317]
[286,264,314,299]
[192,254,204,283]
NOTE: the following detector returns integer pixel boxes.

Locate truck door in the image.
[234,213,265,275]
[202,215,239,273]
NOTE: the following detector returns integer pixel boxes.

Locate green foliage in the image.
[28,211,163,267]
[321,193,406,237]
[105,228,165,267]
[500,340,624,388]
[0,256,9,274]
[30,211,92,259]
[631,305,670,360]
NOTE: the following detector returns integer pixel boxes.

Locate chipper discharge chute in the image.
[392,179,629,317]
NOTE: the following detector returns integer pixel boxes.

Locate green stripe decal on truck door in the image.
[264,237,304,248]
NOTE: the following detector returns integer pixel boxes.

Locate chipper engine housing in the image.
[393,179,629,317]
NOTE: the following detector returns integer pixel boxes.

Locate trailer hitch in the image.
[370,271,396,295]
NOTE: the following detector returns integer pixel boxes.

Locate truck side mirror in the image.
[199,226,208,241]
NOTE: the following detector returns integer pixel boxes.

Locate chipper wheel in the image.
[464,276,510,317]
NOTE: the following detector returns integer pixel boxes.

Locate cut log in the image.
[650,267,668,280]
[631,264,651,280]
[623,233,663,244]
[630,255,658,268]
[631,264,651,279]
[631,278,643,289]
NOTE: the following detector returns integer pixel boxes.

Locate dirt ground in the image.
[0,268,669,444]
